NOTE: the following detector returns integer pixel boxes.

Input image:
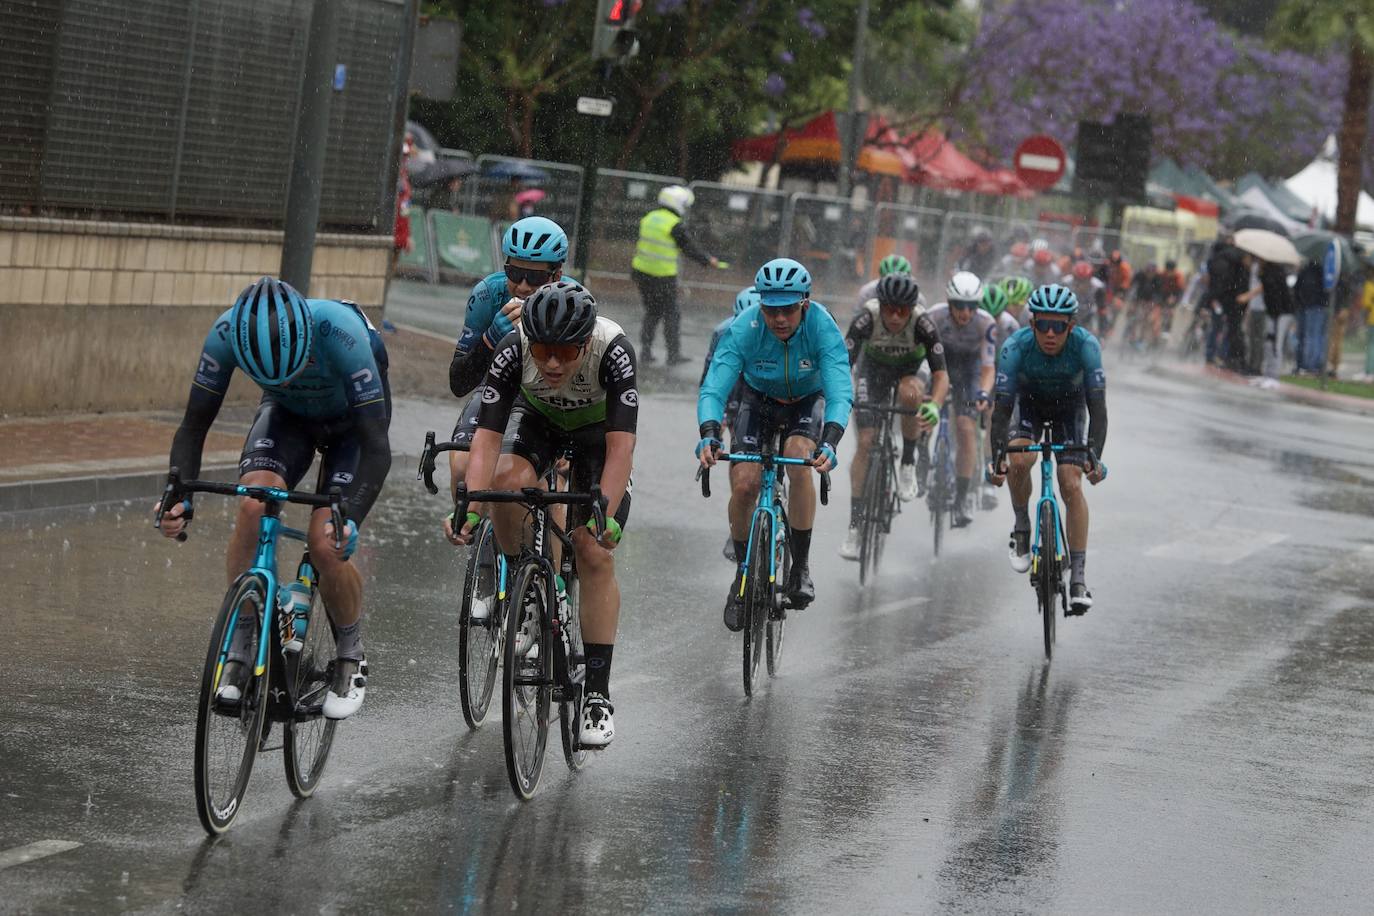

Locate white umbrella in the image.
[1232,228,1301,266]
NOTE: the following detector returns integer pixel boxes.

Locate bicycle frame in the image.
[1006,427,1093,573]
[720,451,811,596]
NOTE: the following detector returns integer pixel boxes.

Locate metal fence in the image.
[778,193,869,304]
[464,155,584,258]
[681,182,789,294]
[868,202,944,292]
[583,169,684,278]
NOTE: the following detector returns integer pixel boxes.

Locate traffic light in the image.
[593,0,642,61]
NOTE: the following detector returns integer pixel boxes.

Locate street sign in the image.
[576,96,614,117]
[1014,135,1066,191]
[1323,240,1341,292]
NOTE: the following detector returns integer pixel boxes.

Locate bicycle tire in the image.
[857,447,879,586]
[742,514,768,696]
[930,433,951,558]
[502,562,551,800]
[560,575,590,772]
[194,573,270,835]
[1037,500,1058,659]
[283,583,338,798]
[459,520,502,730]
[766,510,788,678]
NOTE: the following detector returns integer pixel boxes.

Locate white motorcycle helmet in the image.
[946,270,983,304]
[658,185,695,216]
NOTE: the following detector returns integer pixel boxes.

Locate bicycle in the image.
[431,466,608,801]
[1003,423,1095,660]
[155,469,347,835]
[417,432,509,731]
[926,403,956,558]
[697,432,829,696]
[851,397,921,586]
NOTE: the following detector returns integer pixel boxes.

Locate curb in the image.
[0,464,242,515]
[1153,362,1374,419]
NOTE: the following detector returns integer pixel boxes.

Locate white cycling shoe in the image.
[579,693,615,747]
[897,463,919,502]
[1008,530,1032,574]
[215,660,247,704]
[469,596,490,621]
[838,527,860,560]
[323,657,368,720]
[513,602,539,658]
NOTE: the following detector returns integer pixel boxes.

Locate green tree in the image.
[1272,1,1374,233]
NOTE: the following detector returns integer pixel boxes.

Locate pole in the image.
[573,60,614,275]
[280,0,341,294]
[837,0,870,202]
[379,0,421,313]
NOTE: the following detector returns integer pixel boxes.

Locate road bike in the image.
[1004,423,1095,660]
[417,433,509,731]
[926,403,956,558]
[156,469,346,835]
[423,453,608,800]
[698,431,829,696]
[851,397,920,586]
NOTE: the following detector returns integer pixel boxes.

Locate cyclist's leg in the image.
[728,388,767,550]
[780,393,824,606]
[1053,406,1092,595]
[487,405,550,558]
[234,399,314,585]
[849,365,879,527]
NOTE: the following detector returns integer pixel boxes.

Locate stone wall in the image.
[0,217,392,415]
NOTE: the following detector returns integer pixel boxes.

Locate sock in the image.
[584,643,613,697]
[1071,550,1086,585]
[334,619,364,661]
[956,476,970,504]
[1013,504,1030,531]
[790,527,812,569]
[901,437,917,464]
[733,540,747,563]
[849,497,862,528]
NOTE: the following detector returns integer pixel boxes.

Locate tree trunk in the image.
[520,94,536,159]
[1335,31,1371,235]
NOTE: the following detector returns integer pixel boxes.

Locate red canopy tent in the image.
[730,111,906,177]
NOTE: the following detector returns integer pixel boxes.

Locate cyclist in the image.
[1000,275,1034,329]
[1064,260,1103,330]
[444,216,576,544]
[1028,240,1059,287]
[704,287,760,562]
[926,271,997,528]
[958,226,998,279]
[453,282,637,748]
[984,281,1019,354]
[853,253,914,313]
[697,258,852,626]
[837,273,948,559]
[157,277,390,720]
[1157,259,1186,342]
[987,284,1108,614]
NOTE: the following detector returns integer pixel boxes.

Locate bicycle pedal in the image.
[258,742,284,753]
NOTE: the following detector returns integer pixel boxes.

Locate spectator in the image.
[1327,271,1357,379]
[1205,238,1248,370]
[514,186,546,219]
[1257,260,1294,387]
[631,185,720,364]
[1239,260,1267,375]
[1360,266,1374,381]
[391,132,416,273]
[1293,258,1328,374]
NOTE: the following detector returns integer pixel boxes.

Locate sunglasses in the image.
[879,301,914,314]
[504,264,558,287]
[1032,317,1071,335]
[529,341,585,363]
[762,300,804,316]
[949,300,978,312]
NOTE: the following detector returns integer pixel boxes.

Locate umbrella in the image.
[481,159,549,182]
[514,188,546,207]
[408,157,477,188]
[1226,209,1291,237]
[1293,230,1361,275]
[1232,228,1300,266]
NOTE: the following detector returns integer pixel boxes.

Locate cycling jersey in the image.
[698,302,853,444]
[992,325,1107,460]
[450,271,582,397]
[845,300,946,375]
[992,310,1021,355]
[170,299,391,521]
[925,303,996,379]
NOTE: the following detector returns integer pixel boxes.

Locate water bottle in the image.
[278,580,311,654]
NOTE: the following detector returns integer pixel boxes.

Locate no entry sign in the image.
[1014,135,1067,191]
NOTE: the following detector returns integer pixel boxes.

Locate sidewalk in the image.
[1153,358,1374,419]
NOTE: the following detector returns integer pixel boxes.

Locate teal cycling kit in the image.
[169,299,391,521]
[991,325,1107,468]
[449,271,581,397]
[698,302,853,449]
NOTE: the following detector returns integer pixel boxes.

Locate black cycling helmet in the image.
[521,281,597,343]
[876,273,920,308]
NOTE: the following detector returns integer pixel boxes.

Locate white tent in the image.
[1236,186,1309,235]
[1285,136,1374,229]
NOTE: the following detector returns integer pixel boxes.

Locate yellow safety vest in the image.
[632,208,681,277]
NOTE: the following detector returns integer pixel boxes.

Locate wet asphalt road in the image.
[7,331,1374,912]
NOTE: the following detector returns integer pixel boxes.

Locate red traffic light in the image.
[607,0,642,24]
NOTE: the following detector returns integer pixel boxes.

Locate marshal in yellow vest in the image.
[632,207,681,278]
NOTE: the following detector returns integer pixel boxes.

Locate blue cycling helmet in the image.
[755,257,811,306]
[734,286,760,316]
[502,216,568,264]
[229,277,312,386]
[1027,283,1079,314]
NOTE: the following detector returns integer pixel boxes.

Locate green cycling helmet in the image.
[1000,275,1033,307]
[981,284,1009,318]
[878,254,911,277]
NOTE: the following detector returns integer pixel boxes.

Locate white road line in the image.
[1146,527,1286,565]
[0,840,82,871]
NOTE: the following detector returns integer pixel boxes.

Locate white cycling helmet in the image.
[658,185,695,215]
[946,270,983,303]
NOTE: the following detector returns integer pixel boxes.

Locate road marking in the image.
[1146,527,1286,564]
[0,840,82,871]
[866,595,931,617]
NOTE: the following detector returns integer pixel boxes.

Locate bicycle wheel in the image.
[560,576,590,772]
[742,514,769,696]
[283,584,338,798]
[929,435,950,558]
[194,573,270,835]
[857,450,879,586]
[459,520,502,730]
[1037,500,1058,659]
[766,512,788,678]
[502,562,551,800]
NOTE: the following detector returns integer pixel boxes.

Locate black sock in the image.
[1070,551,1086,585]
[1013,504,1030,531]
[733,540,747,563]
[790,527,812,569]
[584,643,613,697]
[901,437,917,464]
[849,497,862,527]
[956,476,970,504]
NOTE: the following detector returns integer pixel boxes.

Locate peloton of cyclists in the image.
[703,286,760,563]
[697,258,853,627]
[853,254,922,314]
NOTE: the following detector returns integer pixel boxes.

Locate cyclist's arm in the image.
[913,314,949,406]
[977,318,997,393]
[168,319,235,483]
[818,315,854,444]
[844,309,874,363]
[1083,336,1108,459]
[449,281,508,397]
[698,323,745,436]
[670,221,713,267]
[332,324,392,524]
[464,332,524,512]
[597,336,639,520]
[990,338,1024,456]
[700,326,724,387]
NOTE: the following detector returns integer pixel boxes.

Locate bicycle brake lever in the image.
[419,431,438,494]
[819,471,830,506]
[328,487,345,551]
[696,464,711,499]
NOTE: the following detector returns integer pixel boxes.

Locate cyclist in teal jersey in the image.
[988,284,1108,614]
[698,258,853,624]
[703,287,759,563]
[158,277,391,719]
